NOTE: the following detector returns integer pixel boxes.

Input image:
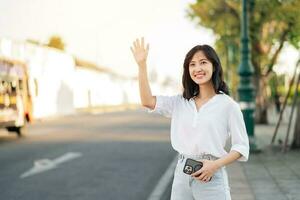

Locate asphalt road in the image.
[0,109,176,200]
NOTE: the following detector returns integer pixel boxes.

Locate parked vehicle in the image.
[0,57,32,136]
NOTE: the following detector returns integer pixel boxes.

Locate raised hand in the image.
[130,37,149,67]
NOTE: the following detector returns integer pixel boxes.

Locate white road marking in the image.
[20,152,82,178]
[147,155,178,200]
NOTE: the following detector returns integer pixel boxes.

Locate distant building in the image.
[0,37,138,118]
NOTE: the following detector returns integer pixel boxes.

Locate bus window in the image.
[19,79,23,91]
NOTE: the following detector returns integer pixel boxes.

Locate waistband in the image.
[178,153,220,161]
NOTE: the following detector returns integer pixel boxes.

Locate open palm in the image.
[130,37,149,66]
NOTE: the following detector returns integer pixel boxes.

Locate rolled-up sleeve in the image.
[147,95,179,118]
[228,102,250,162]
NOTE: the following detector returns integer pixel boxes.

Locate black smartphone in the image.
[183,158,212,181]
[183,158,203,175]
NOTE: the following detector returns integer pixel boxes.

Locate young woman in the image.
[130,37,249,200]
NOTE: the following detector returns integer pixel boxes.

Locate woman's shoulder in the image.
[171,92,239,105]
[166,94,183,100]
[218,92,240,109]
[157,94,183,103]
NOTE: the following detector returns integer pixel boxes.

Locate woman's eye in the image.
[189,64,195,67]
[200,61,206,65]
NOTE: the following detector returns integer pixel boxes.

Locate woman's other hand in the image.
[191,160,221,183]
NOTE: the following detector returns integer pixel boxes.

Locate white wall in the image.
[0,38,75,118]
[73,68,140,108]
[25,44,75,118]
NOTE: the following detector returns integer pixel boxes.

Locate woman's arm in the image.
[214,150,242,168]
[191,151,242,182]
[138,63,156,109]
[130,37,156,109]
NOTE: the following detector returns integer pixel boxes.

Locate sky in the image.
[0,0,298,81]
[0,0,215,81]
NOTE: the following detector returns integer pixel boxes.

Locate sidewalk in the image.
[228,106,300,200]
[31,104,141,123]
[76,104,141,114]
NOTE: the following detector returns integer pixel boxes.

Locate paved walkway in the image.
[228,106,300,200]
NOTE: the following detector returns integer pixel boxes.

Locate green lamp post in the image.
[238,0,260,152]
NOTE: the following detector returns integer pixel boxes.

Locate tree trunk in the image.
[254,75,269,124]
[291,99,300,149]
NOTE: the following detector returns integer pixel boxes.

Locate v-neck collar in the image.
[191,94,220,113]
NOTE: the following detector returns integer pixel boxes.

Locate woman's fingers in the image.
[130,46,135,54]
[136,38,141,49]
[132,41,137,50]
[197,174,211,182]
[131,39,149,53]
[132,37,148,51]
[197,172,207,180]
[203,176,211,182]
[192,170,211,182]
[191,168,203,177]
[131,40,139,53]
[141,37,144,49]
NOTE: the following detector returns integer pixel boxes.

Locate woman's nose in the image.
[194,66,204,72]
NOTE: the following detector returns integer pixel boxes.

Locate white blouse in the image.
[147,92,249,162]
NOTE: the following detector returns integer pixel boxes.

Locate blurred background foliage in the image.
[187,0,300,123]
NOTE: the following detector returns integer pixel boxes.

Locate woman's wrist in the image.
[214,159,224,169]
[138,61,147,68]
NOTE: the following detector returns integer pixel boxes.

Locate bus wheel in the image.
[16,126,28,137]
[6,126,27,137]
[6,127,16,132]
[16,117,28,137]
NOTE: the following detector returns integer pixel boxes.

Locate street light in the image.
[238,0,260,153]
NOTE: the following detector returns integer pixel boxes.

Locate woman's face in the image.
[189,51,214,85]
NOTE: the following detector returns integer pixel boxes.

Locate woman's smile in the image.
[194,72,206,79]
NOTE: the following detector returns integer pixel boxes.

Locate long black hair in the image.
[182,44,229,100]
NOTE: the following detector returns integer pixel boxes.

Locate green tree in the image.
[47,35,65,51]
[188,0,300,123]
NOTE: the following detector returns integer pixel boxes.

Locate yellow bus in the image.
[0,57,33,137]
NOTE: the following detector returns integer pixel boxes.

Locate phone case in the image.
[183,158,203,175]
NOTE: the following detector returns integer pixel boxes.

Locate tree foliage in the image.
[187,0,300,88]
[188,0,300,123]
[47,35,65,51]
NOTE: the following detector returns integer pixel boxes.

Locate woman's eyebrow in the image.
[199,58,208,61]
[190,59,207,63]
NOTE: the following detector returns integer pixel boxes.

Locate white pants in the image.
[171,154,231,200]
